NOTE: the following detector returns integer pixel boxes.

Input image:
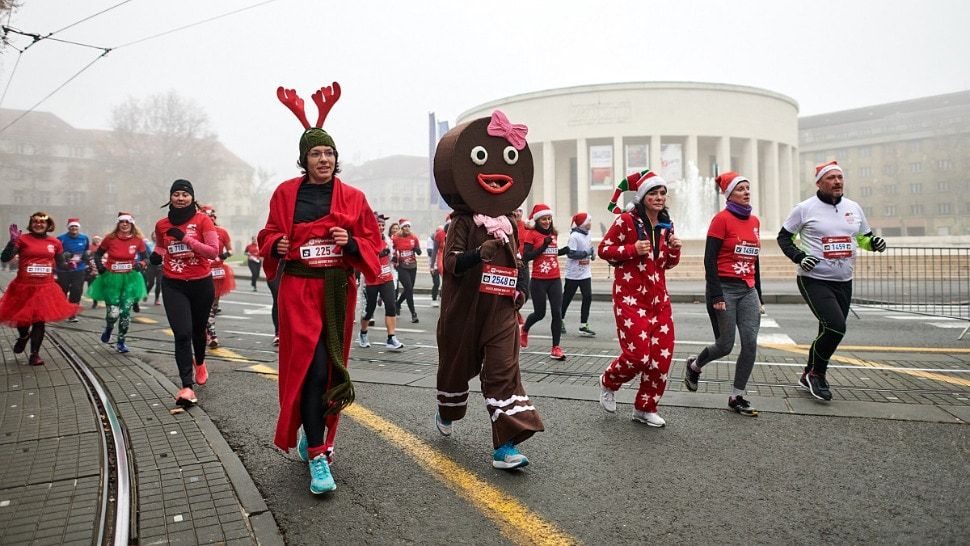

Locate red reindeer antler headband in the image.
[276,82,342,129]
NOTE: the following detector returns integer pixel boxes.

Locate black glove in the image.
[133,262,143,272]
[871,236,887,252]
[166,227,185,240]
[415,247,422,256]
[63,251,74,260]
[97,263,107,274]
[799,255,821,272]
[149,252,163,265]
[218,252,230,260]
[378,248,390,258]
[542,236,553,247]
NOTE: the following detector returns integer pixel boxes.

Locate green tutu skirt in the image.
[87,270,147,305]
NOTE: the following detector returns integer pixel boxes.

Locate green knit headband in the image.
[300,128,336,164]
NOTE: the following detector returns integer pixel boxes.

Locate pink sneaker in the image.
[194,362,208,385]
[176,387,197,407]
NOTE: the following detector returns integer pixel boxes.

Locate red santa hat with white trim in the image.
[571,212,590,228]
[67,218,81,228]
[715,171,750,197]
[814,160,843,183]
[398,218,412,228]
[529,203,553,221]
[606,170,667,213]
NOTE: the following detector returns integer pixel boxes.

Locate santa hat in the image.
[201,205,216,216]
[399,218,412,228]
[715,171,750,197]
[529,203,553,221]
[815,160,843,183]
[116,212,134,224]
[607,170,667,213]
[571,212,590,227]
[67,218,81,228]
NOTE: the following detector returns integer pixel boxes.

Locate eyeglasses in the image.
[307,150,336,159]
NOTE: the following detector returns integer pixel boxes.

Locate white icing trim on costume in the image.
[437,389,469,398]
[485,394,531,407]
[490,405,537,422]
[438,401,468,407]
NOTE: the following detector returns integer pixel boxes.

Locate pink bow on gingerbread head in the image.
[487,110,528,150]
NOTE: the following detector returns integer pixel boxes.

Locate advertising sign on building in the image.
[625,144,648,173]
[660,144,683,181]
[589,145,613,188]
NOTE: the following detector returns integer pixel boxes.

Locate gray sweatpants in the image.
[696,281,761,391]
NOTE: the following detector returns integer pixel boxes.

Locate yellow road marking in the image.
[248,365,577,545]
[163,328,173,336]
[761,343,970,388]
[132,317,158,324]
[207,347,252,362]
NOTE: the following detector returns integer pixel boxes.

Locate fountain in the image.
[665,160,720,239]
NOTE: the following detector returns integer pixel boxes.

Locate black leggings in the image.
[430,270,440,301]
[267,273,280,335]
[247,260,261,289]
[300,336,331,448]
[525,277,563,346]
[144,265,162,299]
[797,276,852,375]
[561,277,592,324]
[16,322,45,354]
[396,267,417,316]
[56,270,86,305]
[363,282,397,321]
[162,276,215,388]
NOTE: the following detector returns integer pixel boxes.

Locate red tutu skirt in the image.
[0,278,80,327]
[212,264,236,297]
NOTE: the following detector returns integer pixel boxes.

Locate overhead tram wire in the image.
[0,0,283,134]
[47,0,137,37]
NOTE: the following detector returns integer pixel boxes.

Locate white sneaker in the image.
[599,385,616,413]
[434,412,452,436]
[386,336,404,351]
[431,300,439,308]
[631,409,666,427]
[358,331,370,348]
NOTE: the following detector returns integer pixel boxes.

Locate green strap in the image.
[855,233,874,251]
[321,268,354,416]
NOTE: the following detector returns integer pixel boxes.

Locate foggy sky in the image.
[2,0,969,185]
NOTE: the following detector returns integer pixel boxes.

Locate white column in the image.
[779,143,793,213]
[743,138,759,215]
[716,136,731,175]
[765,141,780,231]
[575,138,589,216]
[542,140,555,210]
[684,134,698,178]
[649,135,662,173]
[790,146,799,205]
[613,136,624,179]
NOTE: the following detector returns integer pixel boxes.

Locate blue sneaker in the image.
[434,412,453,436]
[116,341,130,354]
[492,441,529,470]
[100,326,113,343]
[297,427,308,462]
[309,454,336,494]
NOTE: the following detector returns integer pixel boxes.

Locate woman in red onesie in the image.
[150,179,220,407]
[597,170,682,427]
[204,205,235,348]
[259,83,382,495]
[392,218,422,323]
[519,204,570,361]
[244,237,261,292]
[88,212,148,354]
[0,212,78,365]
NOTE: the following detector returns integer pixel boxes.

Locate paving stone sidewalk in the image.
[0,328,283,545]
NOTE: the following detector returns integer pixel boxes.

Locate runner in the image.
[560,211,596,336]
[56,218,90,322]
[520,204,570,361]
[150,179,220,407]
[86,235,102,308]
[204,206,235,348]
[432,109,543,469]
[392,218,422,323]
[142,232,163,305]
[88,213,148,354]
[358,212,404,351]
[683,172,763,416]
[777,160,887,401]
[245,236,261,292]
[259,82,383,494]
[597,170,682,427]
[428,225,444,307]
[0,213,79,365]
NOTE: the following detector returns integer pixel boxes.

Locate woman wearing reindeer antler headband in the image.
[258,82,383,495]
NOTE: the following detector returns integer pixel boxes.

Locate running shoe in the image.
[132,303,140,313]
[683,356,700,392]
[297,426,308,462]
[208,337,219,349]
[68,315,79,323]
[728,395,758,416]
[100,326,113,343]
[550,346,566,361]
[386,336,404,351]
[368,320,375,326]
[252,287,257,292]
[600,384,617,413]
[154,298,161,306]
[519,329,529,348]
[560,323,566,334]
[434,412,453,436]
[91,301,99,309]
[116,341,130,354]
[797,372,810,390]
[492,441,529,470]
[28,353,45,366]
[411,314,419,324]
[175,387,197,407]
[194,362,208,386]
[430,300,439,308]
[309,455,336,494]
[13,336,29,354]
[807,372,832,401]
[272,336,280,346]
[631,409,666,427]
[579,325,596,336]
[358,331,371,348]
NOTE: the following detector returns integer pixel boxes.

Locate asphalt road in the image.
[58,285,970,544]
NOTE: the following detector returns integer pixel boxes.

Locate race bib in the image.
[111,261,133,272]
[543,245,558,255]
[211,267,226,278]
[167,242,190,255]
[480,265,517,297]
[733,244,760,259]
[299,238,343,268]
[26,264,52,277]
[822,236,853,259]
[399,249,414,258]
[578,259,590,266]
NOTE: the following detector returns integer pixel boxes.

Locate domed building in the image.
[457,82,800,238]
